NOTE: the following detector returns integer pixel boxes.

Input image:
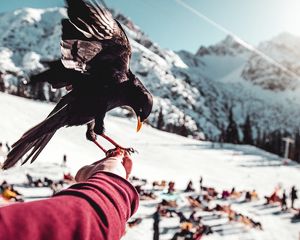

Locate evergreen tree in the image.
[272,130,282,156]
[219,124,226,143]
[226,108,239,144]
[179,115,189,137]
[243,115,253,145]
[156,108,164,130]
[255,127,261,147]
[293,129,300,163]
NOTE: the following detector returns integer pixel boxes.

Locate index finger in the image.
[122,152,133,179]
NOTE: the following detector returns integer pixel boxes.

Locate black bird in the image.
[2,0,153,170]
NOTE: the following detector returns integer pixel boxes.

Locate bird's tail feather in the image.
[2,106,68,170]
[21,133,56,166]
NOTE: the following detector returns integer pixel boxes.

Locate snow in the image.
[2,8,300,140]
[196,54,248,81]
[0,48,20,73]
[0,92,299,239]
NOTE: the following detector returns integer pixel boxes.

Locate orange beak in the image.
[136,116,143,132]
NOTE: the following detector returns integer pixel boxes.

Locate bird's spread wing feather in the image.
[61,37,102,72]
[66,0,115,40]
[61,0,131,74]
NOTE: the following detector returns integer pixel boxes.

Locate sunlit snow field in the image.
[0,92,299,240]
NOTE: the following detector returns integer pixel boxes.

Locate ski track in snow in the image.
[0,92,299,239]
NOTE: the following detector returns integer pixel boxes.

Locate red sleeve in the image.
[0,171,139,240]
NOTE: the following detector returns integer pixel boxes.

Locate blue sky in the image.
[1,0,300,52]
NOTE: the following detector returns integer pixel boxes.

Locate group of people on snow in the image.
[0,140,75,203]
[0,181,23,202]
[129,176,300,240]
[264,185,298,211]
[0,171,75,204]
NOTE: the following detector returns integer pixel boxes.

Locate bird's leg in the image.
[86,121,107,153]
[100,133,135,154]
[93,139,107,153]
[93,115,136,155]
[100,133,122,148]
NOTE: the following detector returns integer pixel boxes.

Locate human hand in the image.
[75,149,133,182]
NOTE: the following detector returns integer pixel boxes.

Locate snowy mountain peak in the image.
[196,35,249,57]
[270,32,300,46]
[0,8,66,65]
[14,8,44,22]
[219,35,242,47]
[241,32,300,91]
[4,7,66,26]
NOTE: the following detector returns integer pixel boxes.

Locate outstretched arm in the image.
[0,151,138,240]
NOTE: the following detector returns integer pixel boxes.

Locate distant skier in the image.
[177,211,188,223]
[290,186,298,209]
[5,142,11,152]
[184,180,195,192]
[281,190,287,211]
[168,181,175,194]
[153,205,161,240]
[189,210,201,224]
[199,176,203,190]
[61,154,67,167]
[171,228,193,240]
[245,191,251,202]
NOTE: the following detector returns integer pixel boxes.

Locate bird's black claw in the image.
[124,148,137,155]
[105,147,137,157]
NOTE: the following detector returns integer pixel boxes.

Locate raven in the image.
[2,0,153,170]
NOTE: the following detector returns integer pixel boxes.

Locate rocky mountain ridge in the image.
[1,8,300,141]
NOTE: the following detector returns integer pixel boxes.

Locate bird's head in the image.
[126,71,153,132]
[133,90,153,132]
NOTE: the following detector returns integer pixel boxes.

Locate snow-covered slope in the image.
[178,33,300,139]
[0,93,299,240]
[1,8,300,141]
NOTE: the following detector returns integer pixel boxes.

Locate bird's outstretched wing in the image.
[61,0,131,74]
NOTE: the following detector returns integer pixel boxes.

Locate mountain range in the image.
[1,7,300,140]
